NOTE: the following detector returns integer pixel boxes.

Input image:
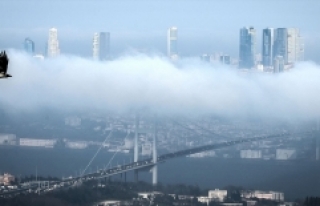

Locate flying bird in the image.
[0,51,11,78]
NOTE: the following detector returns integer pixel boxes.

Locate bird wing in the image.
[0,51,9,74]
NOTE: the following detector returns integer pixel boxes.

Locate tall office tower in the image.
[167,27,178,58]
[24,38,35,55]
[274,56,284,73]
[262,28,274,67]
[47,28,60,57]
[93,32,110,61]
[239,27,256,69]
[274,28,304,65]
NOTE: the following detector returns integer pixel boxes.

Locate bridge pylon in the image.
[152,117,158,186]
[134,114,139,182]
[316,118,320,161]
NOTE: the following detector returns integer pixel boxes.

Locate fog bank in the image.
[0,50,319,121]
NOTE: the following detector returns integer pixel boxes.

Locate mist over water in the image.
[1,50,320,121]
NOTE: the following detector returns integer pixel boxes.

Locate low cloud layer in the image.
[1,50,320,121]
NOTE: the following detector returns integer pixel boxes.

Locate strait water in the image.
[0,147,319,200]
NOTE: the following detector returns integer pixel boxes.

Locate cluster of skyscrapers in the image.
[239,27,304,72]
[23,28,110,60]
[22,26,304,72]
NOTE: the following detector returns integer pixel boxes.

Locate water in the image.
[0,146,319,200]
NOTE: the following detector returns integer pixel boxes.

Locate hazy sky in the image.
[1,0,320,60]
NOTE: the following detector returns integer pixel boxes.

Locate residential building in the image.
[241,190,284,202]
[240,150,262,159]
[0,173,15,185]
[208,189,227,202]
[19,138,57,148]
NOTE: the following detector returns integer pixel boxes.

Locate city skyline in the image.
[0,1,319,62]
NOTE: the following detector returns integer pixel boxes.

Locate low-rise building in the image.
[0,134,17,145]
[65,141,88,149]
[276,149,296,160]
[0,173,15,185]
[241,190,284,202]
[208,189,227,202]
[19,138,57,148]
[240,150,262,159]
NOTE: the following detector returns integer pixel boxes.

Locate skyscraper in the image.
[262,28,274,67]
[93,32,110,61]
[239,27,256,69]
[274,28,304,65]
[47,28,60,57]
[24,38,35,55]
[167,27,178,59]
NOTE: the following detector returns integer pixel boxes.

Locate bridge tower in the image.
[152,118,158,185]
[134,114,139,181]
[316,118,320,161]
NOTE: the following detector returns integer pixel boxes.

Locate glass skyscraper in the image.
[239,27,256,69]
[274,28,304,65]
[262,28,274,67]
[167,27,178,59]
[24,38,35,55]
[93,32,110,61]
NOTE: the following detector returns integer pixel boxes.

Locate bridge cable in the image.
[103,131,130,170]
[80,128,113,177]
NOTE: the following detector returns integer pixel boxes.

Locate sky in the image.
[1,0,320,61]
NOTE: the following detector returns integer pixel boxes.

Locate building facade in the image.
[274,28,304,65]
[274,56,285,73]
[208,189,228,202]
[239,27,256,69]
[93,32,110,61]
[262,28,274,67]
[167,27,178,59]
[47,28,60,57]
[24,38,35,55]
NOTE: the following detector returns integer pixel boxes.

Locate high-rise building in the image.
[239,27,256,69]
[274,28,304,65]
[24,38,35,55]
[262,28,274,67]
[93,32,110,61]
[47,28,60,57]
[167,27,178,58]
